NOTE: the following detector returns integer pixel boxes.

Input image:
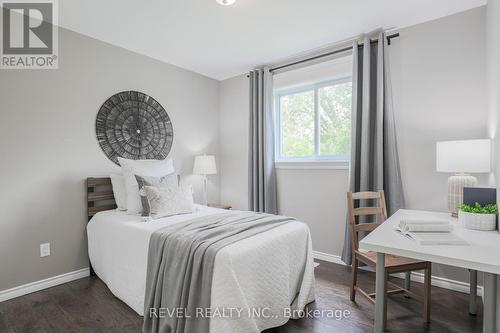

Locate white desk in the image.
[359,209,500,333]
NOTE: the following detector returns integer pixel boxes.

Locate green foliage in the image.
[319,83,352,156]
[281,90,315,157]
[459,202,498,214]
[279,81,352,158]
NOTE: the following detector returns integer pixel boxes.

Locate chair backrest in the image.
[347,191,388,251]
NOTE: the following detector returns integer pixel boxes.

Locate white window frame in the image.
[274,76,352,170]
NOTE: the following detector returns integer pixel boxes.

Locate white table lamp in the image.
[436,139,491,216]
[193,154,217,205]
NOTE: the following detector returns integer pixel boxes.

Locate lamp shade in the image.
[193,155,217,175]
[436,139,491,173]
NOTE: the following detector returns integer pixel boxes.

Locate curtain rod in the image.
[265,32,399,74]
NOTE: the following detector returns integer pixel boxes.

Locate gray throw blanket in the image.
[142,211,294,333]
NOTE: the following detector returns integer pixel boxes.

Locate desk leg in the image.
[483,272,497,333]
[375,252,386,333]
[469,269,477,315]
[497,279,500,333]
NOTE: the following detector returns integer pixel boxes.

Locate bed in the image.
[86,178,315,333]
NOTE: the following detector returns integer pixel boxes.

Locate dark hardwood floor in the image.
[0,260,482,333]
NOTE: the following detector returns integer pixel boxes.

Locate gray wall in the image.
[0,27,220,291]
[219,75,249,211]
[488,0,500,184]
[391,7,488,213]
[486,0,500,323]
[390,7,487,283]
[276,168,349,256]
[218,7,488,283]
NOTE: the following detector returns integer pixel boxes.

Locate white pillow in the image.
[118,157,175,214]
[143,185,195,219]
[135,174,179,216]
[110,173,127,211]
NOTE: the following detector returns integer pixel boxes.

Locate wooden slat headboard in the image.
[86,177,116,221]
[86,175,181,221]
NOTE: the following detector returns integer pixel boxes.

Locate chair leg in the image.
[350,257,358,301]
[423,264,432,322]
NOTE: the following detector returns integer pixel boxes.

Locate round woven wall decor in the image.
[95,91,173,165]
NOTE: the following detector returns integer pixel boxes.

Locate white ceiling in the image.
[59,0,486,80]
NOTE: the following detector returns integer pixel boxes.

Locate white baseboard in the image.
[0,268,90,303]
[396,271,484,297]
[1,252,484,303]
[313,251,483,296]
[313,251,347,266]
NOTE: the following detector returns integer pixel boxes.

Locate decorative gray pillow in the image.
[135,174,178,216]
[143,186,195,219]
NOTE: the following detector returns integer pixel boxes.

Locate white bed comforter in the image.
[87,205,315,333]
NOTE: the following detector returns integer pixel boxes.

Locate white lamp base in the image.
[202,174,208,206]
[448,174,477,217]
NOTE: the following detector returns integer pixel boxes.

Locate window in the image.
[275,77,352,164]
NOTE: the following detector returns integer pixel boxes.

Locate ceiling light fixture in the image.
[216,0,235,6]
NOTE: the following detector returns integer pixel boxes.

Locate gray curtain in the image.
[248,67,278,214]
[341,33,405,264]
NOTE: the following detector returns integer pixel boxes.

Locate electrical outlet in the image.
[40,243,50,257]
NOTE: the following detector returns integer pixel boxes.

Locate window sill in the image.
[275,160,349,170]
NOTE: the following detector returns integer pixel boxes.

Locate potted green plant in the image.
[458,203,498,231]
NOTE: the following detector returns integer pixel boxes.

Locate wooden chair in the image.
[348,191,432,331]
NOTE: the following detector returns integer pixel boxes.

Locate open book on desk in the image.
[395,219,468,245]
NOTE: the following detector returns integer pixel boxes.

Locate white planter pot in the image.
[458,211,497,231]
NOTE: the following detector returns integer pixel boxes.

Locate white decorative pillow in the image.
[143,186,195,219]
[117,157,175,214]
[110,173,127,211]
[135,174,178,216]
